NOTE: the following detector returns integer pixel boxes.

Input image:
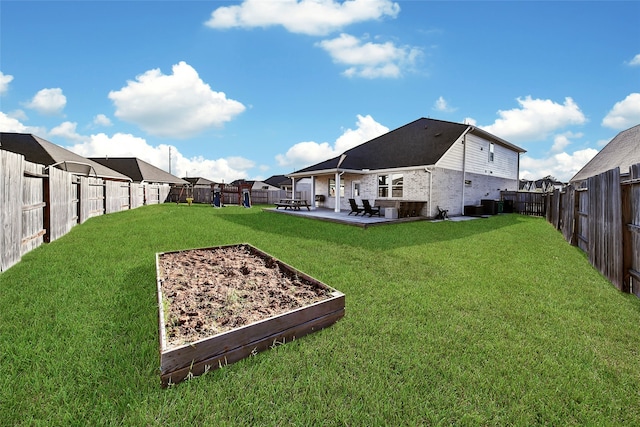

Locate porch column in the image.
[310,176,316,210]
[335,171,341,212]
[291,177,296,199]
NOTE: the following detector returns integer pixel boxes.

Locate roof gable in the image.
[293,118,488,174]
[90,157,188,184]
[0,133,130,180]
[571,124,640,182]
[184,177,216,186]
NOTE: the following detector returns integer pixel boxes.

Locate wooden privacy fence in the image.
[545,164,640,297]
[500,191,547,216]
[0,150,171,272]
[168,186,311,206]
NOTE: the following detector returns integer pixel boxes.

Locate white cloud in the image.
[108,61,245,138]
[205,0,400,36]
[93,114,112,127]
[316,33,421,78]
[0,111,255,182]
[601,93,640,130]
[65,133,255,183]
[520,148,598,182]
[462,117,477,126]
[24,88,67,115]
[627,54,640,66]
[481,96,586,143]
[0,111,29,133]
[550,131,582,153]
[0,72,14,95]
[0,111,47,136]
[276,114,388,168]
[49,121,87,143]
[433,96,456,113]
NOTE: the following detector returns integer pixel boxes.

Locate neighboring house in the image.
[287,118,526,217]
[0,133,130,181]
[264,174,313,199]
[180,177,218,204]
[519,176,565,193]
[264,175,293,191]
[183,177,217,188]
[570,124,640,185]
[89,157,189,185]
[231,179,280,191]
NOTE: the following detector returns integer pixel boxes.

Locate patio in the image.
[263,207,486,227]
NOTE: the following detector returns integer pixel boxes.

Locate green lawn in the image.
[1,204,639,426]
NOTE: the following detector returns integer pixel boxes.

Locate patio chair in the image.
[362,199,381,217]
[348,198,364,216]
[437,206,449,220]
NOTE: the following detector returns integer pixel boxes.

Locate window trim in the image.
[328,178,344,197]
[378,173,403,198]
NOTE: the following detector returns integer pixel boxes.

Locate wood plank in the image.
[0,151,25,271]
[160,292,345,373]
[157,243,346,386]
[21,229,46,244]
[161,308,345,387]
[22,202,47,212]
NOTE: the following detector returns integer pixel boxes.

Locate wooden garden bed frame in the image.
[156,244,345,387]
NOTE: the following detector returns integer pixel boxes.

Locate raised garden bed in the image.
[156,243,345,387]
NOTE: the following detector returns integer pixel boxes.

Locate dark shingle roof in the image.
[0,132,131,180]
[571,124,640,182]
[89,157,189,185]
[264,175,291,187]
[291,118,523,174]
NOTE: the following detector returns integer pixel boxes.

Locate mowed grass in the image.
[1,204,639,426]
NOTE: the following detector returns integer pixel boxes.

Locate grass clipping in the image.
[158,245,333,349]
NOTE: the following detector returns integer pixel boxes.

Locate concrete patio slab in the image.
[263,207,427,228]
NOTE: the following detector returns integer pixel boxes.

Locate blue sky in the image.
[1,0,639,182]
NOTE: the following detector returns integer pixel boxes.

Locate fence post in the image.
[570,185,579,246]
[43,172,51,243]
[621,179,632,294]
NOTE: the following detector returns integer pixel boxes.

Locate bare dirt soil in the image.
[158,245,333,348]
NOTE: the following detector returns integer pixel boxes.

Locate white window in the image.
[489,143,495,162]
[329,178,344,197]
[378,173,403,198]
[352,181,361,197]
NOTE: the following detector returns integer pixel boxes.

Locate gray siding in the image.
[436,136,465,171]
[464,133,519,179]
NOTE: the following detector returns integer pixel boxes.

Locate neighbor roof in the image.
[183,177,216,186]
[90,157,189,185]
[264,174,291,187]
[0,133,131,181]
[289,118,525,176]
[570,124,640,182]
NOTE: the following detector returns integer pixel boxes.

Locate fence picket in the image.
[0,150,175,273]
[544,165,639,295]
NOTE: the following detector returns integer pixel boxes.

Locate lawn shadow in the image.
[98,262,160,393]
[216,207,530,252]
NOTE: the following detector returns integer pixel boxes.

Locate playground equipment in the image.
[174,184,192,205]
[211,183,252,208]
[242,189,251,208]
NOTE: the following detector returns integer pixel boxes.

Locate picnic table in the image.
[274,199,311,211]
